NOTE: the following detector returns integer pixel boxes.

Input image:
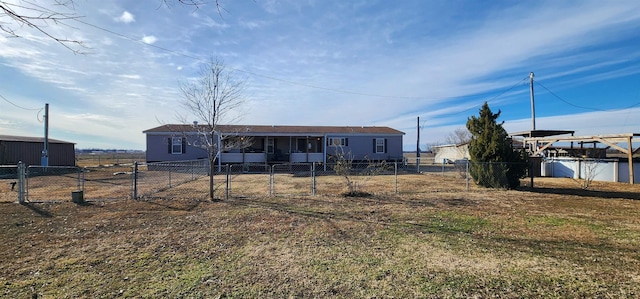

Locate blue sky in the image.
[1,0,639,150]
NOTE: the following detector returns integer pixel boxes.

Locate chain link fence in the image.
[0,165,19,203]
[469,161,532,189]
[25,166,82,202]
[1,159,540,203]
[135,160,209,200]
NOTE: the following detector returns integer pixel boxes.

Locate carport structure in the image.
[511,130,640,184]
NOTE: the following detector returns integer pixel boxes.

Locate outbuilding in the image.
[0,135,76,166]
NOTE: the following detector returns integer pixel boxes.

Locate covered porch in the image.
[219,135,325,164]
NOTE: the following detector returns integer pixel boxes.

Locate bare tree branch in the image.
[1,0,225,52]
[0,0,86,53]
[177,57,249,200]
[331,146,389,196]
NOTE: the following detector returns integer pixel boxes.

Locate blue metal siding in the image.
[146,134,208,162]
[325,135,403,161]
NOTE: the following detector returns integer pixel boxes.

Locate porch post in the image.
[217,132,222,172]
[323,135,328,171]
[264,136,268,165]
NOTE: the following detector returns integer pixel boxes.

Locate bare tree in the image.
[580,158,601,190]
[177,58,249,200]
[447,127,471,159]
[0,0,224,52]
[331,146,389,197]
[447,127,471,145]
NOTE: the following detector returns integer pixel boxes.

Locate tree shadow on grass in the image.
[524,187,640,200]
[345,195,477,208]
[480,235,640,268]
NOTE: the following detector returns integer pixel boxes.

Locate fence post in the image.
[17,161,25,204]
[530,159,534,188]
[82,168,86,192]
[394,162,398,194]
[311,163,316,196]
[269,165,274,196]
[225,164,230,200]
[133,161,138,200]
[77,167,81,191]
[168,164,172,188]
[464,159,471,191]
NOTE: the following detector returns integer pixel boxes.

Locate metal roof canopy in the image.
[521,133,640,185]
[510,130,575,138]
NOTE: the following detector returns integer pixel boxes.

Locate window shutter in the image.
[345,138,349,146]
[168,137,172,154]
[384,138,388,153]
[182,137,187,153]
[373,139,376,152]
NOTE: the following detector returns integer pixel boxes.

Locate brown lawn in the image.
[1,175,639,298]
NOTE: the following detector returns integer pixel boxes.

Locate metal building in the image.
[0,135,75,166]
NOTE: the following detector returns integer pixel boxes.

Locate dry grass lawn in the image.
[1,175,640,298]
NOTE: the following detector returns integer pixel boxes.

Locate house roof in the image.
[0,135,74,144]
[144,124,405,136]
[432,142,469,149]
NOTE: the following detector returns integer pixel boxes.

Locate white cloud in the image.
[64,113,111,121]
[141,35,157,44]
[120,74,141,80]
[116,11,136,23]
[2,1,640,150]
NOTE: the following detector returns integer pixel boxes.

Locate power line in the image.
[535,80,640,112]
[446,76,529,116]
[0,93,43,111]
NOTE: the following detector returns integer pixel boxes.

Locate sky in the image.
[1,0,640,151]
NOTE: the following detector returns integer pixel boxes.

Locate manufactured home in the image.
[143,124,404,165]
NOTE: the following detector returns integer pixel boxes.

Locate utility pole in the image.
[41,103,49,167]
[416,116,421,172]
[529,72,536,131]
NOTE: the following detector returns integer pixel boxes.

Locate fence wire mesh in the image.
[0,165,18,203]
[271,163,314,197]
[82,165,134,201]
[2,159,542,203]
[26,166,82,202]
[136,160,209,200]
[227,164,270,198]
[469,161,531,189]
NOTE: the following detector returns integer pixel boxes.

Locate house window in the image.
[375,138,386,153]
[328,137,348,146]
[171,137,184,154]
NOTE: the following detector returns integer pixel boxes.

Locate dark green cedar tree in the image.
[466,102,527,189]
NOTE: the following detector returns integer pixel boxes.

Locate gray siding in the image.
[326,135,403,161]
[145,134,208,163]
[146,132,404,163]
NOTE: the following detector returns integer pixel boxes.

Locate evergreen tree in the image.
[466,102,527,188]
